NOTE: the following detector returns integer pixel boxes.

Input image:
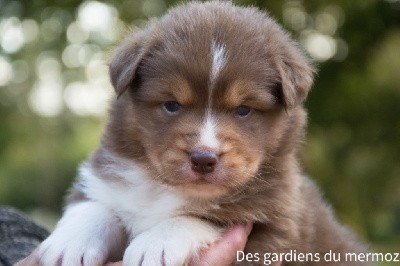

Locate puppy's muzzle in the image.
[189,150,218,174]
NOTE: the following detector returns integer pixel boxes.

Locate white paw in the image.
[123,232,186,266]
[37,202,125,266]
[123,217,221,266]
[37,234,108,266]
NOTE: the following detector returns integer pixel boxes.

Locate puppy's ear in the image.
[109,31,150,97]
[275,42,315,109]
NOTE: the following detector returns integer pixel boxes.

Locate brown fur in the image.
[86,1,369,265]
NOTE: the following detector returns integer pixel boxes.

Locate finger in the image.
[192,223,253,266]
[14,249,39,266]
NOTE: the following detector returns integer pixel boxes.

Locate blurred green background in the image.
[0,0,399,256]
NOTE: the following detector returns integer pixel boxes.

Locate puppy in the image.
[37,1,369,265]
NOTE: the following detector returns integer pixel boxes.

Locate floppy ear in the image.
[109,31,150,97]
[275,42,315,109]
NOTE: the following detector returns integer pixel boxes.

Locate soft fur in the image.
[37,1,369,265]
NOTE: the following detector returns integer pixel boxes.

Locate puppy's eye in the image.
[235,105,251,117]
[163,101,181,113]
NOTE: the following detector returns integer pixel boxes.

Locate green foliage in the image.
[0,0,399,251]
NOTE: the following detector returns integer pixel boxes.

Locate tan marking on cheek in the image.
[225,160,243,174]
[158,149,186,175]
[220,142,233,153]
[175,138,188,150]
[244,152,262,171]
[163,150,176,160]
[160,136,190,163]
[218,128,263,183]
[225,152,261,185]
[173,121,199,151]
[147,151,163,173]
[226,151,247,169]
[219,130,242,153]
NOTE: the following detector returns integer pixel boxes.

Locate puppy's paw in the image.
[37,202,125,266]
[123,234,184,266]
[37,233,108,266]
[123,217,220,266]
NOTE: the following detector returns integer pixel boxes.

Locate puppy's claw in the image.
[161,250,166,266]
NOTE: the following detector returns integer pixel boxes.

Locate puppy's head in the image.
[106,2,314,199]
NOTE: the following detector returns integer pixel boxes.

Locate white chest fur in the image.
[78,153,187,236]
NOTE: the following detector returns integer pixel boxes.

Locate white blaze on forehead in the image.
[210,40,227,85]
[198,40,225,150]
[199,115,219,149]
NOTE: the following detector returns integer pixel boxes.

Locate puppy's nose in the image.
[190,151,218,174]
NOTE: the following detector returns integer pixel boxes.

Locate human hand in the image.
[189,222,253,266]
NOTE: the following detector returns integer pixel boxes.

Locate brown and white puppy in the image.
[37,1,369,265]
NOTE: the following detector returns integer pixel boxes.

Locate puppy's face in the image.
[107,2,314,199]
